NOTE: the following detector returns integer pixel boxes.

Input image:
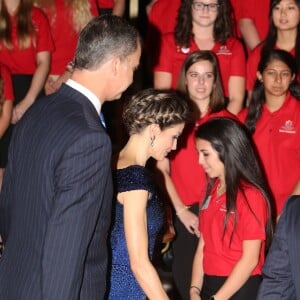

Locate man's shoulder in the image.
[285,196,300,217]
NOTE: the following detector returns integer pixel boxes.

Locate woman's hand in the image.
[177,208,200,237]
[11,100,32,124]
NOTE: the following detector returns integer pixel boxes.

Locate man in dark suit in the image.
[257,195,300,300]
[0,15,141,299]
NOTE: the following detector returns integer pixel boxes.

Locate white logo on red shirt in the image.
[176,46,190,54]
[279,120,296,134]
[216,45,232,55]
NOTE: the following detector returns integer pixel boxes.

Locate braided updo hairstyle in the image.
[123,88,190,135]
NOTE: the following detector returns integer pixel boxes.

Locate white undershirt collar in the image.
[65,79,101,115]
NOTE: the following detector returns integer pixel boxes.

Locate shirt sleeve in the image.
[32,7,54,53]
[153,33,175,73]
[246,45,261,90]
[228,38,246,77]
[239,1,255,19]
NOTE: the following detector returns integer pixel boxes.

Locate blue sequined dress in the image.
[107,165,164,300]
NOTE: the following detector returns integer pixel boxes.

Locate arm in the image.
[42,132,112,298]
[12,51,50,123]
[112,0,125,16]
[0,100,13,138]
[44,70,72,95]
[154,71,172,90]
[239,19,261,50]
[156,158,200,236]
[190,235,205,300]
[227,76,245,115]
[121,189,169,299]
[214,240,262,300]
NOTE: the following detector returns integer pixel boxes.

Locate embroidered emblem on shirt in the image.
[177,45,190,54]
[216,45,232,55]
[279,120,296,134]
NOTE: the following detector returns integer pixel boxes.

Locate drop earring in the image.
[150,136,155,147]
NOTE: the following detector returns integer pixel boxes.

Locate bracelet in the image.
[190,285,201,294]
[176,205,190,216]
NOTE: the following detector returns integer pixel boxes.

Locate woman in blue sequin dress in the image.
[106,89,189,299]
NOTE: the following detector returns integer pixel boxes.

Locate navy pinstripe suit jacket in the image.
[0,84,113,299]
[257,195,300,300]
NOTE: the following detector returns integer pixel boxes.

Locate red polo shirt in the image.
[0,7,54,74]
[154,34,246,97]
[199,181,268,275]
[239,94,300,214]
[41,0,98,75]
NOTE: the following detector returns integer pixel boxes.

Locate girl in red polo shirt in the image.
[154,0,246,115]
[191,118,272,300]
[246,0,300,100]
[242,49,300,216]
[157,50,235,299]
[36,0,98,95]
[0,0,53,181]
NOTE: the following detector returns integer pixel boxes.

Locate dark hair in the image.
[123,88,190,135]
[0,0,35,49]
[176,50,225,113]
[174,0,234,47]
[261,0,300,75]
[245,49,300,134]
[74,15,140,70]
[195,117,273,245]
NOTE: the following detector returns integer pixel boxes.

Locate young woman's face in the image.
[150,123,184,161]
[196,138,225,181]
[185,60,215,104]
[272,0,300,31]
[258,59,294,98]
[191,0,219,28]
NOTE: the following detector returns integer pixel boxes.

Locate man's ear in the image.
[111,56,121,76]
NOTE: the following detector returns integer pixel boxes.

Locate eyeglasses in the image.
[192,2,220,12]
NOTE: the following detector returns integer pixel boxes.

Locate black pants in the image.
[201,274,262,300]
[172,203,199,300]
